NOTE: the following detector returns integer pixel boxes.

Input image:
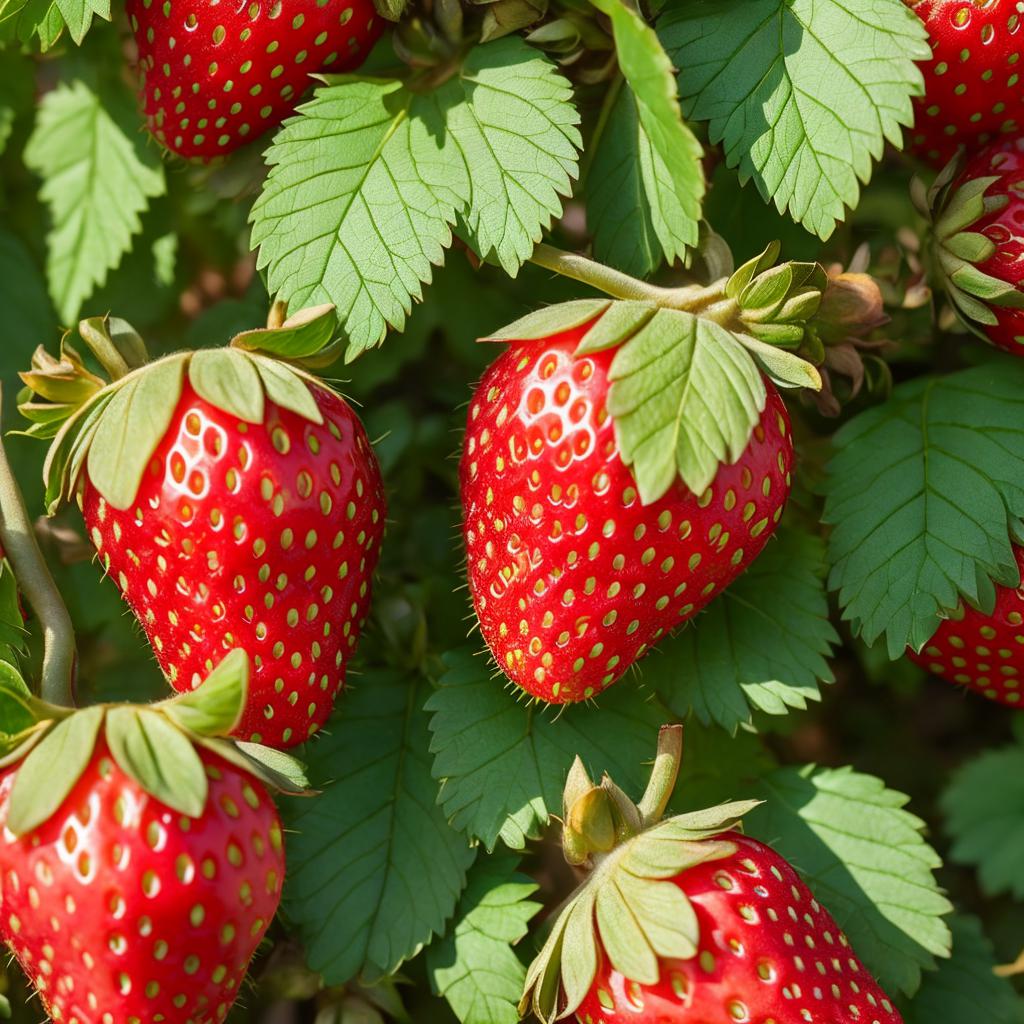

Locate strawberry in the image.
[906,0,1024,167]
[907,544,1024,707]
[460,320,793,704]
[522,727,901,1024]
[0,652,301,1024]
[127,0,383,160]
[924,133,1024,354]
[20,308,386,748]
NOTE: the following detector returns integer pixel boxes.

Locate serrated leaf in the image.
[426,649,666,851]
[426,854,541,1024]
[661,0,929,239]
[822,362,1024,657]
[437,36,581,276]
[904,915,1024,1024]
[85,356,185,510]
[54,0,108,43]
[8,706,104,836]
[282,671,475,983]
[646,527,837,730]
[188,347,265,424]
[588,0,702,271]
[161,649,249,737]
[749,765,952,997]
[105,707,208,818]
[941,740,1024,900]
[598,306,766,502]
[24,80,166,322]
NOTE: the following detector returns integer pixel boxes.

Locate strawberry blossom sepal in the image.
[0,650,310,839]
[520,726,760,1024]
[21,305,343,515]
[919,155,1024,332]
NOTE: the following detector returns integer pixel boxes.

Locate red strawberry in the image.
[22,310,386,748]
[907,0,1024,167]
[460,321,793,704]
[128,0,383,160]
[926,133,1024,354]
[523,727,901,1024]
[907,544,1024,707]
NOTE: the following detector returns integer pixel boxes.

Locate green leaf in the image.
[282,671,475,983]
[748,765,953,997]
[249,356,325,424]
[0,664,36,736]
[188,347,265,424]
[252,77,465,362]
[161,649,249,738]
[24,80,166,323]
[646,527,837,730]
[7,706,104,836]
[904,915,1024,1024]
[252,42,580,360]
[426,854,541,1024]
[661,0,929,239]
[85,355,186,510]
[105,707,208,818]
[590,306,765,502]
[426,649,667,851]
[587,0,702,270]
[483,298,611,341]
[941,739,1024,900]
[436,36,581,276]
[231,303,338,359]
[823,362,1024,657]
[54,0,108,43]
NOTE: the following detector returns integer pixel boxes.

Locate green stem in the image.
[637,724,683,827]
[0,395,76,707]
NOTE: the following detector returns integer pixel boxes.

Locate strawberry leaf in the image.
[748,765,953,997]
[661,0,929,239]
[426,854,541,1024]
[252,40,580,360]
[587,0,703,272]
[579,306,767,502]
[24,80,165,322]
[231,303,338,360]
[823,360,1024,657]
[281,671,476,984]
[941,736,1024,900]
[903,915,1024,1024]
[426,649,667,851]
[54,0,108,43]
[645,526,837,730]
[7,705,104,836]
[105,707,209,818]
[161,649,249,738]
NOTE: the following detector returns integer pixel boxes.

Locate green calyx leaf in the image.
[17,336,105,437]
[231,302,339,363]
[77,314,149,380]
[160,648,249,737]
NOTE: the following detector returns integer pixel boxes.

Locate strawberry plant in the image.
[3,0,1024,1020]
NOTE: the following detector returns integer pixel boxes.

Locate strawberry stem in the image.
[0,391,76,707]
[637,724,683,827]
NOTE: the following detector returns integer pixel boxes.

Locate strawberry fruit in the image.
[128,0,383,160]
[0,652,301,1024]
[907,544,1024,707]
[460,318,793,704]
[907,0,1024,167]
[21,307,385,748]
[522,727,901,1024]
[925,133,1024,354]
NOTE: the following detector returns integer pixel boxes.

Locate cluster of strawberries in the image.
[1,2,1024,1023]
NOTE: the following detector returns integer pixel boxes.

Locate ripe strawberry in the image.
[523,727,901,1024]
[907,0,1024,167]
[0,744,283,1024]
[127,0,383,160]
[907,544,1024,707]
[460,321,792,703]
[22,310,386,748]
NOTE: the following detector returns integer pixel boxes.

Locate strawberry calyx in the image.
[918,155,1024,335]
[520,726,760,1023]
[0,649,309,839]
[19,303,344,515]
